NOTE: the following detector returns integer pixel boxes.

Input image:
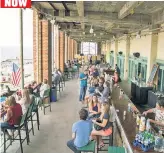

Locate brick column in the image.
[41,20,52,85]
[68,37,70,60]
[72,39,75,59]
[33,11,52,85]
[77,42,81,54]
[59,31,65,72]
[69,38,72,60]
[65,33,68,62]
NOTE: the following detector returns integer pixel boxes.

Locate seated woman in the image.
[96,81,110,101]
[91,103,112,149]
[88,94,101,120]
[28,87,35,104]
[0,96,22,137]
[112,71,119,86]
[17,89,31,114]
[89,74,99,87]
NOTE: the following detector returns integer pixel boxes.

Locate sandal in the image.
[98,143,105,149]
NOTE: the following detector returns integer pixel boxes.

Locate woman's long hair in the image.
[101,103,110,114]
[7,96,17,106]
[22,89,31,104]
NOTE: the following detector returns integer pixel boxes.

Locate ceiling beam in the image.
[152,8,164,25]
[32,3,151,26]
[48,2,58,12]
[62,1,69,11]
[54,11,151,25]
[118,1,144,19]
[53,1,76,4]
[76,1,85,30]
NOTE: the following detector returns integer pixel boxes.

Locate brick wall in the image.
[33,11,52,85]
[59,31,65,72]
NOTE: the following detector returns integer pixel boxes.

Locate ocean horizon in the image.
[0,46,33,62]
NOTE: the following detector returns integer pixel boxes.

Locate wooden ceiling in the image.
[32,1,164,42]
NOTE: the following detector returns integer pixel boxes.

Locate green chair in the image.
[108,146,125,153]
[77,141,95,153]
[42,89,51,115]
[27,102,35,136]
[32,97,42,130]
[3,110,30,153]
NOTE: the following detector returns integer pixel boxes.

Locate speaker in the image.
[38,13,44,20]
[133,52,140,58]
[118,51,123,55]
[80,53,84,56]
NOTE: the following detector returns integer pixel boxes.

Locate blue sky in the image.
[0,8,33,60]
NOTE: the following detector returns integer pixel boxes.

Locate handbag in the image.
[94,119,103,131]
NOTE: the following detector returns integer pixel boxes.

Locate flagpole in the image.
[20,9,24,90]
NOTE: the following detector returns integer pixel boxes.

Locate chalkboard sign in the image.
[147,64,159,83]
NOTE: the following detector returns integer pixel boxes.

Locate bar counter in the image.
[111,87,158,153]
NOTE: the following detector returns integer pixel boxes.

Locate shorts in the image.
[101,127,112,136]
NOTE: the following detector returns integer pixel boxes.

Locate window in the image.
[109,52,114,68]
[81,42,97,55]
[157,61,164,92]
[117,54,125,79]
[128,56,147,82]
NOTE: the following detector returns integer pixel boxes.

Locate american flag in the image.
[12,63,21,86]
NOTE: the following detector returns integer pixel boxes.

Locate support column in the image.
[146,32,158,81]
[54,25,59,69]
[69,39,73,60]
[74,41,77,55]
[20,9,24,89]
[124,36,130,80]
[59,31,65,72]
[65,33,68,62]
[33,10,42,83]
[68,37,71,60]
[72,40,75,59]
[77,42,81,54]
[51,24,54,72]
[41,20,52,85]
[33,11,52,85]
[114,39,118,65]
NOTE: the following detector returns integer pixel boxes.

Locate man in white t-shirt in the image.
[40,79,50,98]
[143,97,164,131]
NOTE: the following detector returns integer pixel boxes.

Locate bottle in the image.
[146,119,151,132]
[128,103,131,112]
[136,114,140,126]
[139,115,146,132]
[154,131,163,152]
[158,130,164,152]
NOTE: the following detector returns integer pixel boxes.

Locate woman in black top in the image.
[91,103,112,149]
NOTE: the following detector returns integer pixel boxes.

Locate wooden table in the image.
[111,87,158,153]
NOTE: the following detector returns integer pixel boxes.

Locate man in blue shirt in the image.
[79,69,88,102]
[67,109,92,153]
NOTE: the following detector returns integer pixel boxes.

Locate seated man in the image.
[53,70,61,87]
[143,97,164,132]
[40,79,50,98]
[67,109,92,153]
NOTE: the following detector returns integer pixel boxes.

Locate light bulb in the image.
[90,28,93,33]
